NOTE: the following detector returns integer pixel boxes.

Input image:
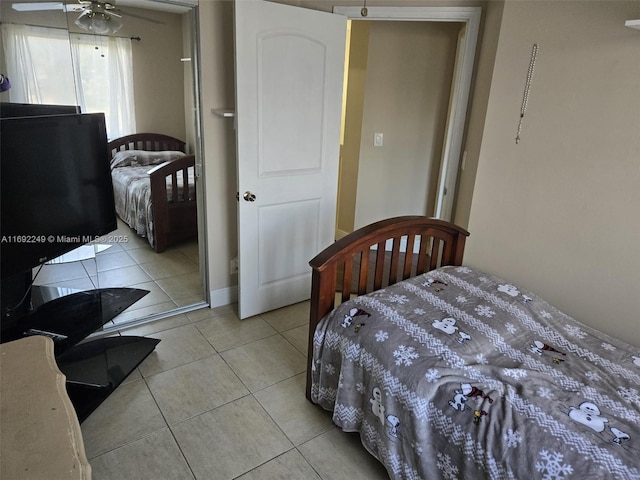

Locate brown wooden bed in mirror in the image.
[306,216,470,400]
[107,133,197,253]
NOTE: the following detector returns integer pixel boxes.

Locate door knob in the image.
[243,191,256,202]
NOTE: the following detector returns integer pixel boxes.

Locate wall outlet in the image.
[230,257,238,275]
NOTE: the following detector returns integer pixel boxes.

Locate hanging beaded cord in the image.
[516,43,538,144]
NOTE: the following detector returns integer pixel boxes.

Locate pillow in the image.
[110,149,185,169]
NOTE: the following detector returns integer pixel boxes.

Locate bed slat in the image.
[373,241,386,291]
[417,235,429,274]
[403,234,415,279]
[341,259,353,303]
[389,238,401,285]
[430,237,441,270]
[358,249,370,295]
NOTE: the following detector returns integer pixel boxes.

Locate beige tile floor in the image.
[81,301,391,480]
[33,219,204,326]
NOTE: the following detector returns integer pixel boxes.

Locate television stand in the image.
[2,286,147,349]
[57,335,161,423]
[0,285,160,423]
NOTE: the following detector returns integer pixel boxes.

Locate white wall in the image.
[466,1,640,346]
[129,9,186,140]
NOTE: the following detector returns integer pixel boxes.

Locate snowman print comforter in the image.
[311,265,640,479]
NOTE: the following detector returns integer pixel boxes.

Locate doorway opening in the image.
[334,6,481,237]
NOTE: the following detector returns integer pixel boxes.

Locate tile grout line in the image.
[141,374,199,480]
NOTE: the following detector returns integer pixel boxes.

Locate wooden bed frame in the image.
[107,133,198,253]
[305,216,470,400]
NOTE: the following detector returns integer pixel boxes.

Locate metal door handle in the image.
[243,191,256,202]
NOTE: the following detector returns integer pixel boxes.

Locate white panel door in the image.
[234,0,347,319]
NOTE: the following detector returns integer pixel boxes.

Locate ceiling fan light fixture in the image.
[75,9,122,35]
[92,13,122,34]
[74,10,93,30]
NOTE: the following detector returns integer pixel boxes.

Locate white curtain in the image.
[69,33,136,138]
[1,24,136,139]
[1,24,76,105]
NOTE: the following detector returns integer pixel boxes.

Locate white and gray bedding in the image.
[109,150,193,247]
[311,265,640,479]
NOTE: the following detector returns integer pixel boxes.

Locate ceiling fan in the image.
[11,1,163,35]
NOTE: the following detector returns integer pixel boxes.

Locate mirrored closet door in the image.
[0,0,207,332]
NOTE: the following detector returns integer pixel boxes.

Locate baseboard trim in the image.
[209,285,238,308]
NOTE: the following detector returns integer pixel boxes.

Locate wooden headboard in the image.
[108,133,186,158]
[306,216,469,400]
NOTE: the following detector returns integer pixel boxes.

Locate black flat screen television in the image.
[1,102,80,118]
[1,112,117,282]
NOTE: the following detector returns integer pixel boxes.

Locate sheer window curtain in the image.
[1,24,136,139]
[70,33,136,139]
[1,24,76,105]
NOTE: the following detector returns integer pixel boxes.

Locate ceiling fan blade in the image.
[12,2,66,11]
[13,1,165,27]
[12,2,90,12]
[104,10,122,18]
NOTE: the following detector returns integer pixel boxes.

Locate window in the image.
[1,24,136,139]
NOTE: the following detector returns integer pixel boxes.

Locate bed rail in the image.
[148,155,197,253]
[306,216,469,400]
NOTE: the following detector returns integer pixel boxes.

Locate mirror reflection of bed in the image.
[0,0,205,327]
[32,132,202,326]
